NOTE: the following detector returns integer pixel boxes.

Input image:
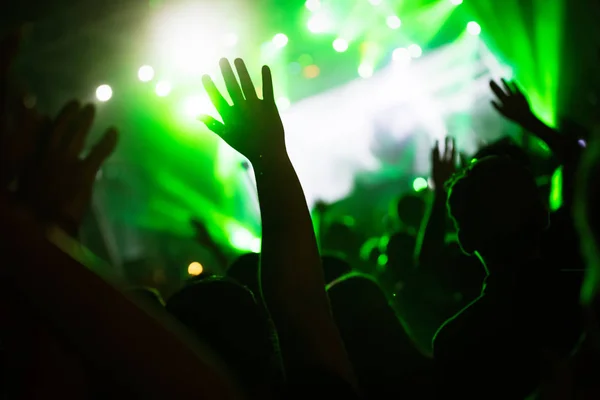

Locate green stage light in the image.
[272,33,289,48]
[138,65,155,82]
[95,85,112,102]
[333,38,349,52]
[386,16,401,30]
[408,44,422,58]
[369,0,382,5]
[450,0,463,5]
[413,177,428,192]
[155,81,172,97]
[467,21,481,35]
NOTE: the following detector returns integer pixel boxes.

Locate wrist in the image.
[250,151,291,175]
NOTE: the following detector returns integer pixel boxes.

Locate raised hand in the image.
[489,78,533,124]
[18,101,117,235]
[199,58,285,166]
[431,137,457,190]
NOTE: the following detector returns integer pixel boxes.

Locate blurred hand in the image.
[489,78,533,124]
[431,137,456,190]
[18,101,117,235]
[199,58,285,165]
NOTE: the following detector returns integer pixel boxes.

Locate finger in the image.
[219,58,244,104]
[511,81,526,99]
[64,104,95,158]
[84,127,117,175]
[234,58,258,100]
[431,140,440,162]
[202,74,230,118]
[489,80,508,102]
[199,114,226,136]
[448,137,457,163]
[491,100,505,116]
[261,65,274,103]
[501,78,515,96]
[50,100,80,151]
[444,136,452,159]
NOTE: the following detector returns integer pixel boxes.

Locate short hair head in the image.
[446,156,548,262]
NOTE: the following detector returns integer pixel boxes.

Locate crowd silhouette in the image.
[2,19,600,399]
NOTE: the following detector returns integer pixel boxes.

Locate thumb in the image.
[199,115,225,136]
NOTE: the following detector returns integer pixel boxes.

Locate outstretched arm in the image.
[200,58,355,386]
[490,79,582,209]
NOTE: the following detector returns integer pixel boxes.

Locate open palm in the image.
[199,58,285,165]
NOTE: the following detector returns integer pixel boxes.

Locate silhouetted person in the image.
[328,274,434,398]
[433,156,583,399]
[166,277,282,399]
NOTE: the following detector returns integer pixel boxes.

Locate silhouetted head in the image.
[473,137,531,167]
[575,138,600,304]
[321,253,352,284]
[226,253,260,297]
[447,156,548,267]
[395,194,426,232]
[165,277,280,397]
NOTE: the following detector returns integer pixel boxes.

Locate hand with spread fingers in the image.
[489,79,533,125]
[19,101,117,235]
[199,58,285,166]
[431,136,457,190]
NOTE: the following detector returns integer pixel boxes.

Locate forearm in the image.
[0,198,238,400]
[253,154,354,384]
[414,191,447,268]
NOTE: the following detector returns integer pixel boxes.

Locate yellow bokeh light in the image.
[188,261,204,276]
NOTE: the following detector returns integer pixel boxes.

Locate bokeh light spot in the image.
[392,47,411,64]
[386,16,401,30]
[95,85,112,102]
[272,33,289,48]
[303,64,321,79]
[138,65,155,82]
[155,81,172,97]
[358,63,374,78]
[188,261,203,276]
[307,14,332,33]
[408,44,423,58]
[467,21,481,36]
[333,38,349,52]
[413,177,428,192]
